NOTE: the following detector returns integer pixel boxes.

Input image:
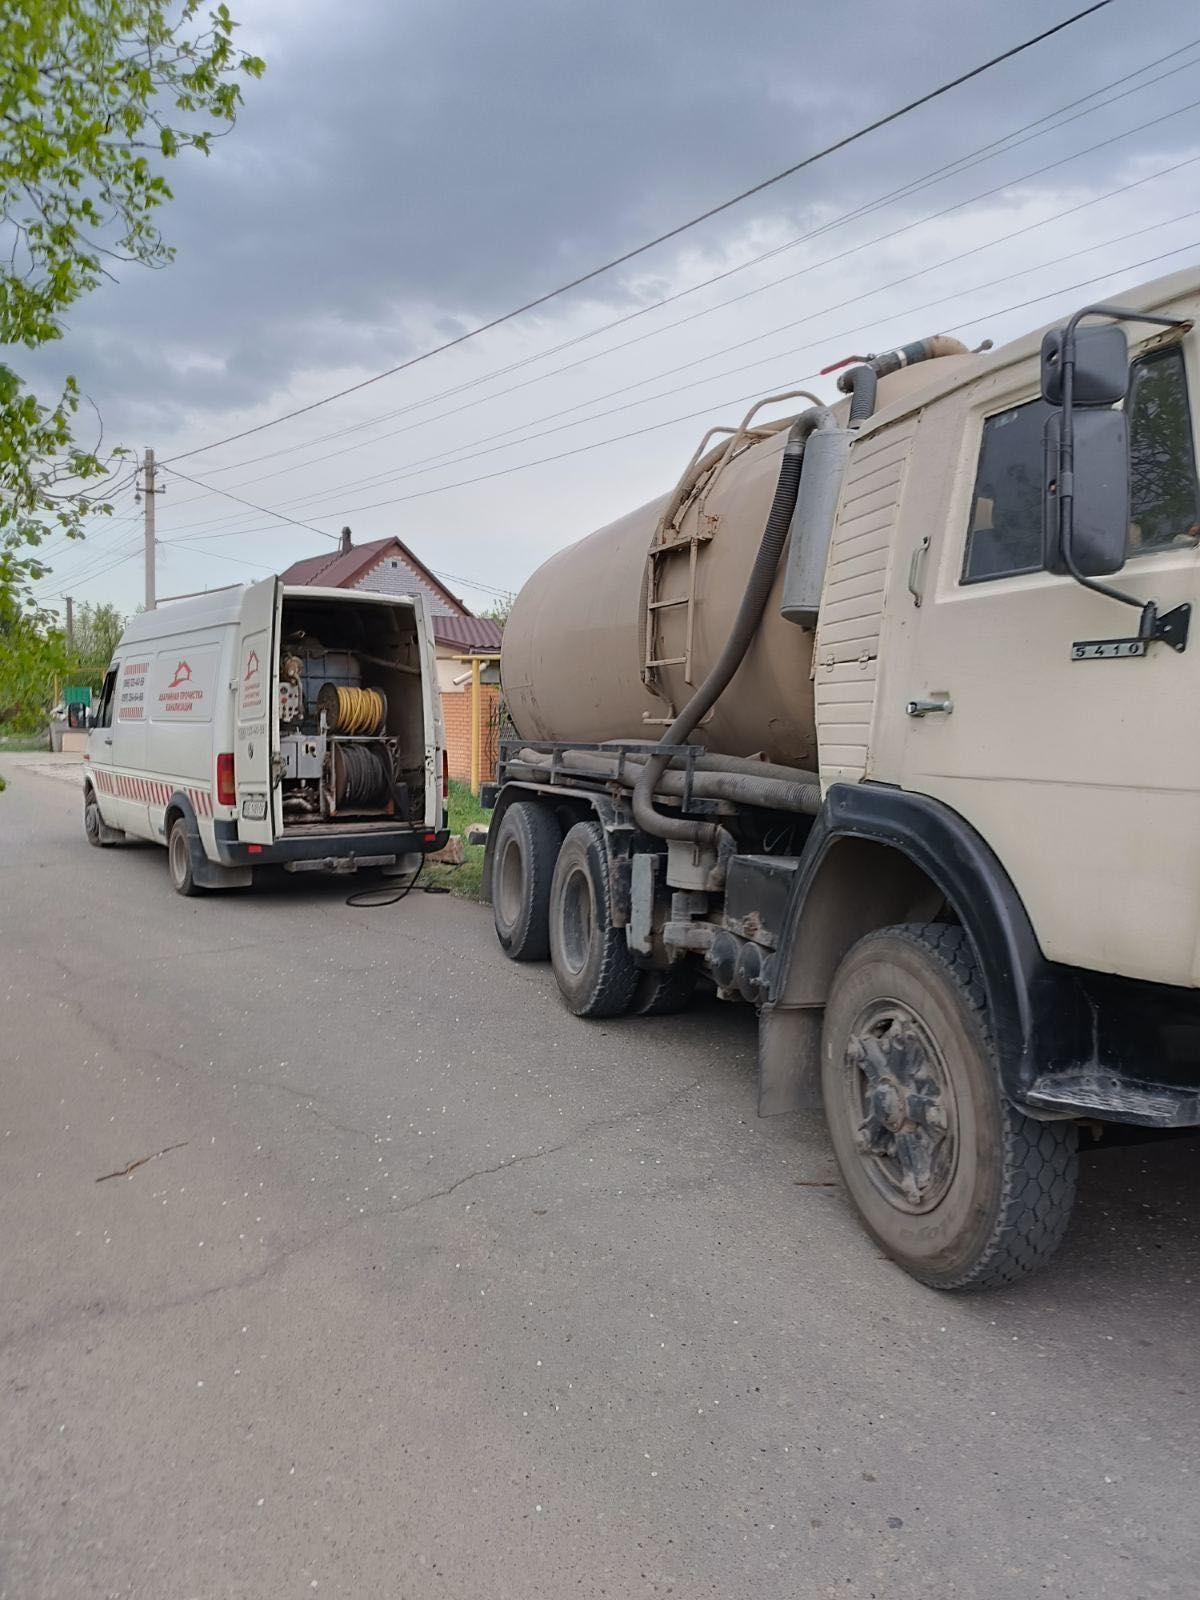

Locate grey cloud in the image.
[15,0,1197,436]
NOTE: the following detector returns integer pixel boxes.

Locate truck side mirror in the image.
[1040,323,1128,406]
[1044,409,1129,578]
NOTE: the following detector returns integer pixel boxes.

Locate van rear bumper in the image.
[210,819,449,869]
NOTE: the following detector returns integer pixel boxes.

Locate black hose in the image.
[346,853,425,908]
[337,743,391,808]
[843,365,877,424]
[631,407,830,845]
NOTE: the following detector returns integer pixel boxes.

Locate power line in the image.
[33,533,146,593]
[161,2,1112,467]
[165,172,1200,543]
[223,169,1200,518]
[157,84,1200,542]
[31,511,145,592]
[164,34,1200,496]
[288,238,1200,521]
[164,237,1200,566]
[157,539,276,575]
[157,465,339,541]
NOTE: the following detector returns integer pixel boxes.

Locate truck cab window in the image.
[1127,346,1200,555]
[962,399,1050,581]
[962,344,1200,582]
[95,665,118,729]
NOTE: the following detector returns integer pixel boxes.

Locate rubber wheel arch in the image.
[548,820,639,1018]
[492,800,562,961]
[821,922,1078,1291]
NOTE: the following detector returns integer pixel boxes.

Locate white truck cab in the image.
[84,577,448,894]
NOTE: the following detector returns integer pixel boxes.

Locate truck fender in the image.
[163,792,251,889]
[762,783,1082,1110]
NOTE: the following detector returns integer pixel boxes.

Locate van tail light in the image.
[216,752,236,808]
[442,748,449,802]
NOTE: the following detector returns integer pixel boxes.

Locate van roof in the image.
[119,585,251,642]
[115,581,425,649]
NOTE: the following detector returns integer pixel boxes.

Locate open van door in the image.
[235,576,281,844]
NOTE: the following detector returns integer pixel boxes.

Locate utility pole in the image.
[138,446,164,610]
[64,595,74,648]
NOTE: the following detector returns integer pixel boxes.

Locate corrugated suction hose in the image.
[632,405,832,846]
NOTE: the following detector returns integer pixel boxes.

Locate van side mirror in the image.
[1041,323,1128,406]
[1044,409,1129,577]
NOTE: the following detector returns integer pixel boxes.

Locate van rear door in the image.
[235,576,281,844]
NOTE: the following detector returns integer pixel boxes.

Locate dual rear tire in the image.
[492,803,691,1020]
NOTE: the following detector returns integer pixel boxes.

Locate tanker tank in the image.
[501,355,971,770]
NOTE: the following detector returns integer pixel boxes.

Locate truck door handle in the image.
[906,695,953,718]
[908,535,931,607]
[103,736,113,745]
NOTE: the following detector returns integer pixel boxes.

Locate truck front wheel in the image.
[548,820,639,1017]
[492,801,562,961]
[821,923,1078,1291]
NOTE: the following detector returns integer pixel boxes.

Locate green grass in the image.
[423,779,490,899]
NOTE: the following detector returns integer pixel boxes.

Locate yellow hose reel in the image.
[317,682,387,736]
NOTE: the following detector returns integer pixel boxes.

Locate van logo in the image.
[168,660,193,689]
[244,650,260,682]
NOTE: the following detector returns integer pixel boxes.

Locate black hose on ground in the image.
[631,407,831,846]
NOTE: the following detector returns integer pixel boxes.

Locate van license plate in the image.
[242,797,267,821]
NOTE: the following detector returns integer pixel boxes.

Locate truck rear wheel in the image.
[821,923,1078,1291]
[168,818,204,898]
[548,820,639,1017]
[492,801,562,961]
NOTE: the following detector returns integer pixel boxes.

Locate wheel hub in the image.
[845,1007,957,1212]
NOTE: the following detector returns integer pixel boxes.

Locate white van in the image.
[83,577,448,895]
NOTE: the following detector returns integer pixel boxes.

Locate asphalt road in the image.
[1,759,1197,1600]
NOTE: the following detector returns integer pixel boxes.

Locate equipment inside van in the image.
[83,577,448,895]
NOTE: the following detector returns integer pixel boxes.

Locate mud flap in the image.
[757,1005,823,1116]
[183,816,252,889]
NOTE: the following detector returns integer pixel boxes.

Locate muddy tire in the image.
[167,818,204,898]
[548,820,639,1018]
[821,923,1078,1291]
[492,801,562,961]
[83,790,111,848]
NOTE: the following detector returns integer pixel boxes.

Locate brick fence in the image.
[442,682,500,786]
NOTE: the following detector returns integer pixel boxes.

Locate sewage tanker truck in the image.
[484,266,1200,1289]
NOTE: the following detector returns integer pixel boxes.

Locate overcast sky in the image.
[24,0,1200,618]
